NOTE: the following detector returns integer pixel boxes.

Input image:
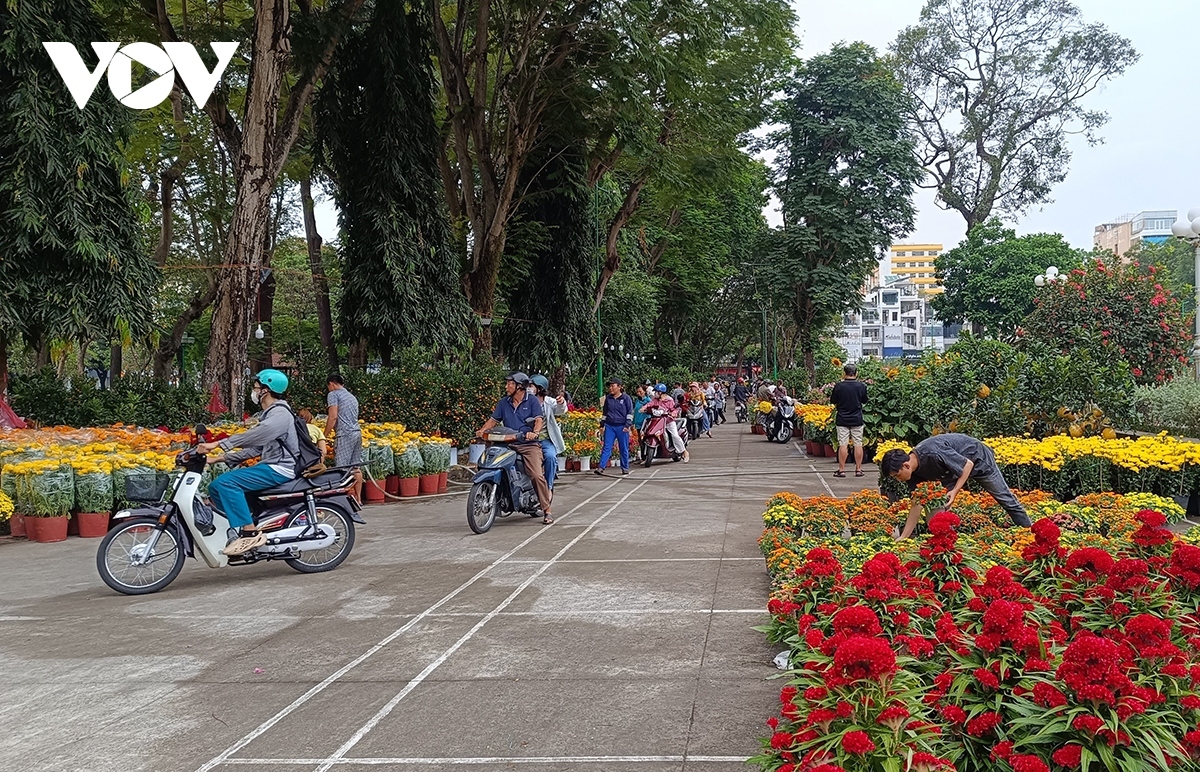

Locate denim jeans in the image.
[208,464,291,529]
[974,466,1031,527]
[540,439,558,489]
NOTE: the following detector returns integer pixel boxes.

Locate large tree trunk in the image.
[466,234,506,352]
[109,344,122,382]
[593,175,648,311]
[301,176,338,367]
[251,263,276,373]
[201,0,290,406]
[347,337,368,368]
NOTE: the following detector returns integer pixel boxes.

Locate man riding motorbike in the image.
[475,372,554,524]
[643,384,689,462]
[196,369,300,556]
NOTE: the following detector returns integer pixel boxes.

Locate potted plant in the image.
[73,462,114,538]
[362,443,389,503]
[418,441,441,494]
[420,440,452,493]
[572,439,595,472]
[395,443,423,497]
[0,490,12,537]
[15,463,74,543]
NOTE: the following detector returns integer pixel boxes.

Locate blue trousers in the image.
[540,440,558,489]
[208,464,290,529]
[599,424,630,470]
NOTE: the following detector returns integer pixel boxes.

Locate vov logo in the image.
[43,42,239,110]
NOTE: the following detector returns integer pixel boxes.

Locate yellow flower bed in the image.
[0,490,12,522]
[796,403,833,426]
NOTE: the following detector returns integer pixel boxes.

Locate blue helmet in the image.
[655,383,668,393]
[531,374,550,390]
[256,368,289,395]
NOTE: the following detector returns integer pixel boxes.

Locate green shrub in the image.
[1131,380,1200,438]
[9,370,209,429]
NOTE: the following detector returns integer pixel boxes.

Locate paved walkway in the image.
[0,425,869,771]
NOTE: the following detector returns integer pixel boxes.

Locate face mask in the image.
[526,386,537,396]
[250,388,262,405]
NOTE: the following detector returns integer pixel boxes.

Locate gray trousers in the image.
[974,465,1031,527]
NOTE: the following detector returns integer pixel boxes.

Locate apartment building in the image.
[889,243,944,295]
[1093,210,1176,257]
[836,277,962,361]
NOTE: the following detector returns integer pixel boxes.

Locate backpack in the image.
[265,403,326,478]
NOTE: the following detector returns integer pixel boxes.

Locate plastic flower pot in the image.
[10,511,27,538]
[399,477,420,497]
[438,471,448,493]
[419,474,439,495]
[363,479,386,503]
[76,512,110,538]
[384,475,400,495]
[449,447,459,467]
[32,516,68,543]
[468,443,485,465]
[577,456,591,472]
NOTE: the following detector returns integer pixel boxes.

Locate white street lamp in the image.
[1033,266,1065,288]
[1034,274,1045,287]
[1170,210,1200,379]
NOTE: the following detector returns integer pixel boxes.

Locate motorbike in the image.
[734,400,748,423]
[685,398,707,441]
[96,432,363,596]
[468,427,543,534]
[640,407,689,467]
[764,397,796,443]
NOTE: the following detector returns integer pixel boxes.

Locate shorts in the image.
[335,430,363,468]
[836,425,864,446]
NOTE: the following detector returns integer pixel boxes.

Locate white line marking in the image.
[809,464,835,497]
[312,473,658,772]
[194,478,623,772]
[503,557,760,564]
[0,616,44,621]
[223,756,750,765]
[424,608,766,617]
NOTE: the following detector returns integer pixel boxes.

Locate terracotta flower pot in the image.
[10,511,27,538]
[399,477,420,497]
[438,471,448,493]
[385,475,400,495]
[805,440,818,456]
[363,479,386,503]
[32,516,69,543]
[823,443,836,458]
[419,474,439,495]
[76,512,110,538]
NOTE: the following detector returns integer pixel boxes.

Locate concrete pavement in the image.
[0,424,869,772]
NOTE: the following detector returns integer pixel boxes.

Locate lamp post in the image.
[1033,265,1066,288]
[1171,210,1200,379]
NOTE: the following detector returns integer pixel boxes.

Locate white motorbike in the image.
[765,397,796,443]
[96,439,364,595]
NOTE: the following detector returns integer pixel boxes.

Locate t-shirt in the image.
[907,434,995,491]
[327,387,360,435]
[490,393,544,442]
[305,424,324,446]
[830,379,869,427]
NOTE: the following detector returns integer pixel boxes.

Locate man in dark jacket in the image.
[596,379,634,475]
[881,433,1031,539]
[830,363,868,478]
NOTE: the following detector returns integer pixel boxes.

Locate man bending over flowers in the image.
[881,433,1031,539]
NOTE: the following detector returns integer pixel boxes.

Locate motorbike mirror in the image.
[194,423,208,438]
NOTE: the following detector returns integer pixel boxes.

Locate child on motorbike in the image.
[644,384,689,462]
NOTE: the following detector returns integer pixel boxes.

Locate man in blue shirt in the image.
[476,372,554,523]
[595,378,634,475]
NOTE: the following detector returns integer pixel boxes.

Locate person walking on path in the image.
[712,383,727,424]
[476,372,554,523]
[325,373,363,504]
[596,379,634,475]
[881,433,1031,539]
[830,363,868,478]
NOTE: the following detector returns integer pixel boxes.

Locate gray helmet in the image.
[506,371,531,387]
[531,374,550,390]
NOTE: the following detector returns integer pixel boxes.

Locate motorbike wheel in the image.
[96,517,185,595]
[776,421,793,444]
[286,505,356,574]
[643,445,654,467]
[467,481,500,534]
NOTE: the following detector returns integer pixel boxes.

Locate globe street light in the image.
[1033,265,1065,288]
[1170,208,1200,379]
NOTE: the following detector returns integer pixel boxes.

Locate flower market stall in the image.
[752,483,1200,771]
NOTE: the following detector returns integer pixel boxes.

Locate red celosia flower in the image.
[1124,614,1179,659]
[831,605,883,637]
[974,667,1000,690]
[1064,548,1114,578]
[909,752,954,771]
[1184,729,1200,749]
[807,766,846,772]
[1010,754,1050,772]
[1135,509,1167,528]
[1072,714,1104,734]
[841,730,875,755]
[827,636,897,686]
[1057,634,1129,703]
[1181,695,1200,710]
[769,731,793,749]
[928,510,960,535]
[1033,682,1068,708]
[806,708,837,728]
[965,711,1002,737]
[1169,544,1200,591]
[939,704,967,724]
[804,686,827,701]
[877,703,909,730]
[990,740,1014,760]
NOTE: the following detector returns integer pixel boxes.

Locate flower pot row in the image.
[366,472,450,503]
[9,511,110,542]
[804,440,838,458]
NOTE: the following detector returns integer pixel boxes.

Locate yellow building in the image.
[889,243,943,295]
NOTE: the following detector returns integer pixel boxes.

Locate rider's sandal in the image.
[222,532,267,556]
[542,515,554,525]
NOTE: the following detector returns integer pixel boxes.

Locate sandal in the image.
[542,515,554,525]
[221,533,267,556]
[855,470,866,477]
[833,471,846,478]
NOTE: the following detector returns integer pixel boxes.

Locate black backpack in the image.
[265,403,326,478]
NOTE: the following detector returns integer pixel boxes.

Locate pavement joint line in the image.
[503,557,761,564]
[809,464,836,497]
[194,476,624,772]
[423,608,767,617]
[309,471,659,772]
[222,756,751,765]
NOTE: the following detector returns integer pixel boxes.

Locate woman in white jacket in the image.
[531,375,567,493]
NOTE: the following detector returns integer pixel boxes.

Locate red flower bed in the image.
[752,509,1200,771]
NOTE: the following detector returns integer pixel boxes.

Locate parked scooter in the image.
[96,428,363,595]
[640,407,689,466]
[468,427,542,533]
[765,397,796,443]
